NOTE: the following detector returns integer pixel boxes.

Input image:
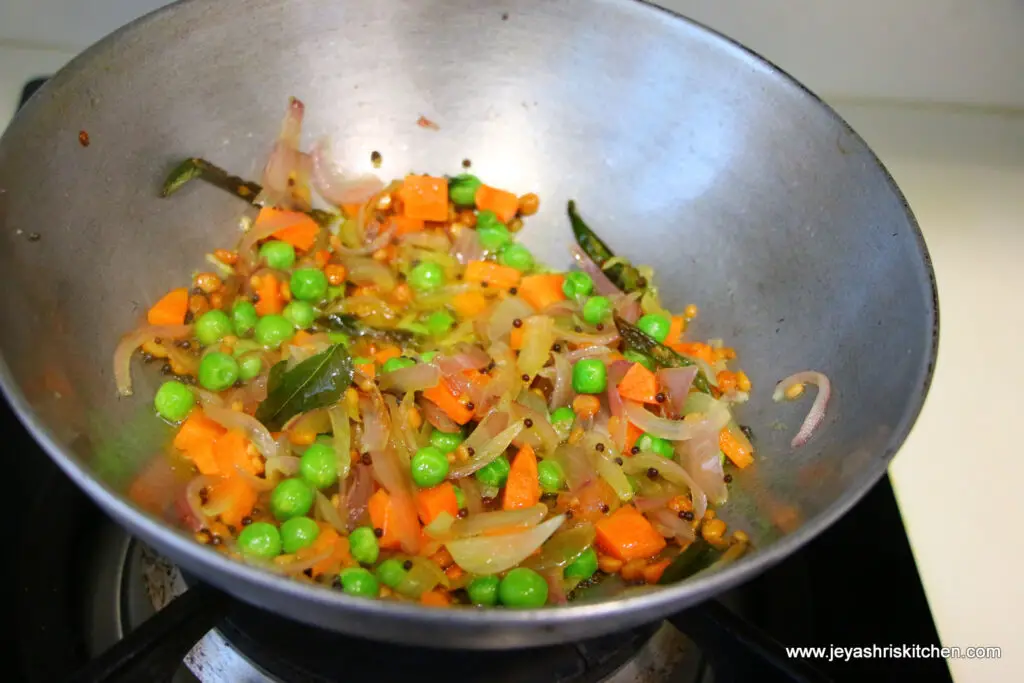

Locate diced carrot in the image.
[422,378,474,425]
[392,215,425,236]
[374,345,402,365]
[474,184,519,223]
[289,330,316,347]
[503,444,540,510]
[716,370,738,394]
[213,430,261,476]
[509,325,525,350]
[643,558,672,584]
[572,395,601,420]
[314,249,332,269]
[399,175,449,222]
[368,489,403,550]
[719,428,754,469]
[415,482,459,526]
[464,261,522,289]
[595,505,667,561]
[420,590,452,607]
[666,316,685,346]
[429,547,455,570]
[206,475,257,528]
[147,288,190,326]
[341,203,363,219]
[518,274,566,311]
[625,421,643,454]
[356,360,376,378]
[255,273,283,316]
[617,363,660,404]
[452,291,488,318]
[173,411,227,475]
[310,528,354,577]
[253,207,321,251]
[670,342,716,366]
[445,564,465,581]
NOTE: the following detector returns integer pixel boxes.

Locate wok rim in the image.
[0,0,939,640]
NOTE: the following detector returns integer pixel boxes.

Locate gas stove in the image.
[6,78,951,683]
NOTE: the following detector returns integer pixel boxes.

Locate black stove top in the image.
[5,78,952,683]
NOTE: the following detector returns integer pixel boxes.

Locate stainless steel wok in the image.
[0,0,937,650]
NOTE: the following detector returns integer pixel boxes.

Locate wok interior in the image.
[0,0,934,642]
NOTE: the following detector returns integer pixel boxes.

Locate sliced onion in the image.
[183,475,215,528]
[525,523,596,571]
[446,514,566,575]
[419,398,460,433]
[612,292,642,324]
[592,447,634,502]
[450,343,492,369]
[622,453,709,520]
[335,220,396,257]
[258,97,310,211]
[557,443,598,493]
[511,400,560,455]
[658,366,698,416]
[623,399,731,441]
[450,419,524,478]
[633,495,673,513]
[395,556,449,598]
[339,256,397,291]
[113,324,193,396]
[342,463,373,529]
[544,569,569,605]
[315,490,347,534]
[369,445,421,554]
[487,296,534,343]
[400,230,451,251]
[648,507,696,543]
[328,405,351,483]
[264,455,300,478]
[678,434,727,508]
[443,504,547,540]
[435,357,475,397]
[203,404,279,459]
[517,315,555,379]
[358,395,389,452]
[379,363,441,393]
[773,371,832,448]
[458,477,485,515]
[564,345,612,364]
[548,352,573,410]
[570,244,620,295]
[274,548,335,576]
[555,326,620,346]
[310,137,384,206]
[452,226,484,265]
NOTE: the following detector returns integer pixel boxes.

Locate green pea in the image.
[381,356,416,374]
[475,455,510,488]
[476,209,505,233]
[623,350,655,371]
[582,296,612,325]
[375,558,408,588]
[572,358,607,394]
[238,353,263,381]
[328,331,349,345]
[283,300,316,329]
[238,522,282,560]
[198,352,240,391]
[153,380,195,422]
[409,262,446,293]
[420,351,438,363]
[466,575,501,606]
[300,443,338,489]
[562,272,594,298]
[498,243,534,272]
[637,313,671,343]
[537,460,565,494]
[453,486,467,510]
[429,428,464,454]
[231,300,259,337]
[338,567,380,598]
[550,406,575,425]
[564,547,598,580]
[426,310,455,335]
[449,174,482,207]
[254,314,295,348]
[348,525,380,565]
[636,432,674,458]
[280,516,320,554]
[290,268,328,302]
[259,240,296,270]
[476,224,511,253]
[411,446,449,488]
[270,478,314,521]
[498,567,548,608]
[195,310,232,346]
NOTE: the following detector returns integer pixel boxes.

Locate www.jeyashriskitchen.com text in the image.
[785,644,1001,662]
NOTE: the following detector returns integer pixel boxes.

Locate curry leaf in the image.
[614,315,711,394]
[255,344,353,431]
[658,538,721,585]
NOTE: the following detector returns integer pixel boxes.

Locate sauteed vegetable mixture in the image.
[118,98,791,608]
